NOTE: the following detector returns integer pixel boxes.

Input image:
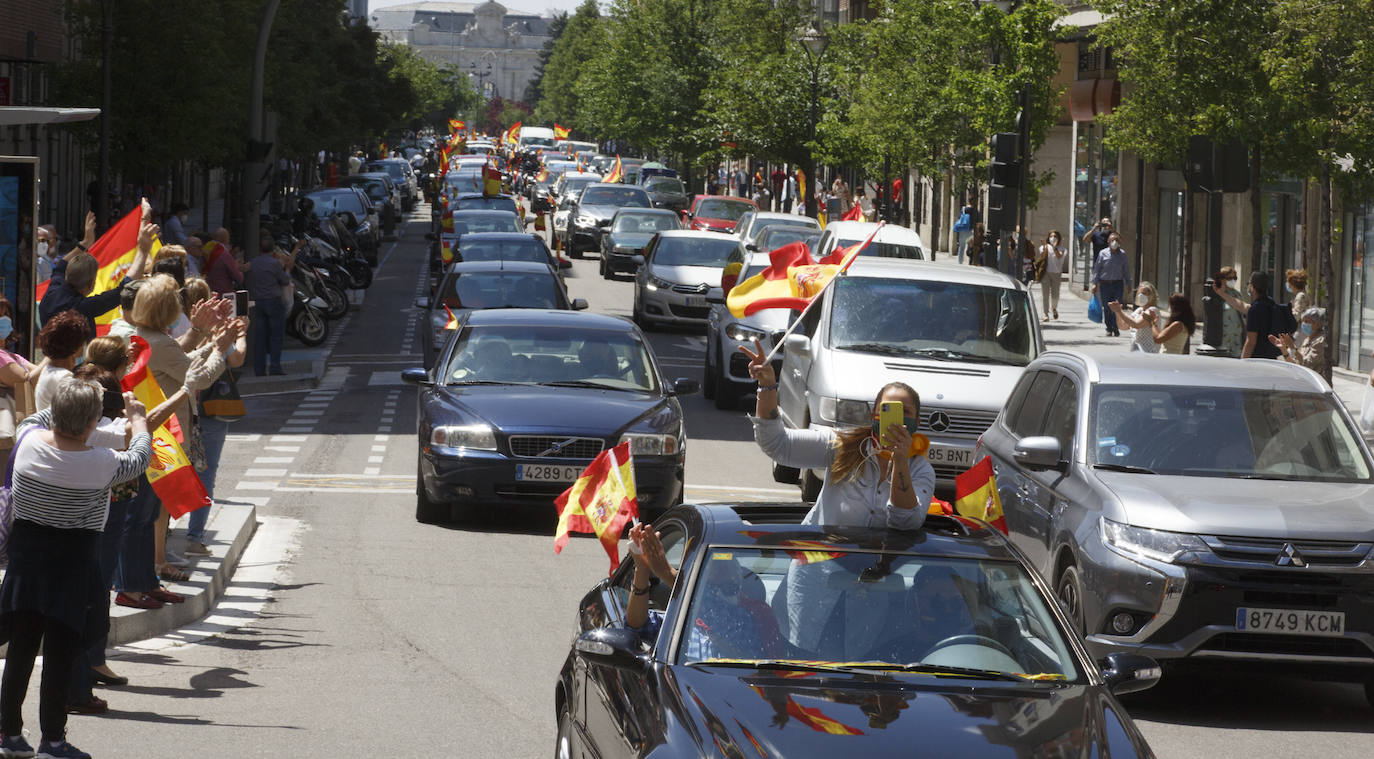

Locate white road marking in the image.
[221,495,271,506]
[245,468,288,477]
[264,445,300,453]
[253,457,295,464]
[272,486,411,494]
[370,445,387,453]
[235,481,280,490]
[226,434,261,442]
[363,467,381,476]
[272,435,308,442]
[287,473,411,479]
[291,409,326,417]
[374,435,389,442]
[368,456,384,464]
[685,484,799,495]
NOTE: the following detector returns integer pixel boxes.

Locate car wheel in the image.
[702,340,717,400]
[599,254,609,279]
[569,239,583,259]
[415,463,447,524]
[1057,564,1087,635]
[1365,681,1374,709]
[772,461,800,484]
[800,469,823,502]
[632,294,650,330]
[554,706,574,759]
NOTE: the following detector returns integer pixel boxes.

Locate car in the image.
[402,309,696,523]
[449,192,518,215]
[559,139,598,158]
[517,126,557,151]
[618,157,647,185]
[978,351,1374,701]
[776,259,1041,499]
[567,183,653,257]
[683,194,757,233]
[704,248,793,410]
[301,187,380,264]
[531,162,576,211]
[428,210,524,285]
[555,503,1161,759]
[751,224,822,254]
[598,208,681,278]
[735,210,821,248]
[444,231,560,272]
[415,259,586,367]
[640,174,690,213]
[338,172,402,235]
[631,230,737,330]
[549,171,602,245]
[364,158,419,211]
[815,220,926,260]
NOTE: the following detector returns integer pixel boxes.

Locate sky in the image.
[368,0,582,18]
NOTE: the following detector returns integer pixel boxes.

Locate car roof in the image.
[454,192,514,200]
[657,229,739,240]
[841,258,1026,289]
[674,503,1018,559]
[443,260,555,275]
[451,209,517,218]
[752,212,817,225]
[1037,350,1332,392]
[612,207,678,217]
[464,309,632,330]
[457,232,540,242]
[825,221,923,244]
[367,158,407,165]
[695,194,754,204]
[560,172,601,180]
[582,182,648,192]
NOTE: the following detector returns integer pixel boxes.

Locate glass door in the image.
[1156,190,1184,295]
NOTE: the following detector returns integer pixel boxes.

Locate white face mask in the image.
[1285,283,1294,293]
[1136,293,1149,306]
[1049,236,1058,244]
[1110,241,1120,251]
[36,241,49,259]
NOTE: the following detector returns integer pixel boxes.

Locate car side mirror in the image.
[785,333,810,359]
[414,297,431,309]
[572,298,589,311]
[1013,436,1064,472]
[1098,653,1161,695]
[706,295,725,305]
[574,627,647,672]
[670,377,701,396]
[400,367,432,386]
[745,243,758,252]
[631,255,646,266]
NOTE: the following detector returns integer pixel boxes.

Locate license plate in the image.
[1236,607,1346,636]
[927,444,974,467]
[685,296,707,308]
[516,464,582,482]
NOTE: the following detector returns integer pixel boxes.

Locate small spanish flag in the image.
[123,337,210,519]
[443,305,459,329]
[553,123,570,140]
[604,155,623,184]
[954,456,1006,533]
[36,203,160,331]
[440,238,455,265]
[507,121,522,144]
[482,164,503,197]
[449,118,465,134]
[783,694,864,735]
[554,442,639,574]
[535,166,549,183]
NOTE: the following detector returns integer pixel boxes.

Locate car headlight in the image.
[645,275,673,291]
[620,432,680,456]
[430,424,497,451]
[1100,518,1209,564]
[575,215,597,228]
[725,323,767,342]
[817,397,871,426]
[356,221,372,234]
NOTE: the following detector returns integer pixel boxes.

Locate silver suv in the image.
[979,351,1374,701]
[775,259,1040,498]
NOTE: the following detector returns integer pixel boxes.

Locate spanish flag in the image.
[440,238,455,265]
[749,690,863,736]
[535,166,549,182]
[36,204,158,329]
[507,121,522,144]
[482,164,503,197]
[554,441,639,574]
[841,202,864,221]
[604,155,623,184]
[443,305,459,329]
[954,456,1006,533]
[553,123,570,140]
[449,118,466,134]
[724,225,881,318]
[122,337,211,519]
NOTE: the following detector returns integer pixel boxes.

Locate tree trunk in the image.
[1320,163,1335,383]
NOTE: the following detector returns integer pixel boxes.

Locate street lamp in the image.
[797,24,829,219]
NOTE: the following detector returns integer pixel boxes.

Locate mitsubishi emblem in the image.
[1275,543,1307,568]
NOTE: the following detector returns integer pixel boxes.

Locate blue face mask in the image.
[1301,322,1315,335]
[872,417,921,437]
[0,316,13,341]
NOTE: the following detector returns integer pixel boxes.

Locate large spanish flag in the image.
[603,155,623,184]
[507,121,522,144]
[122,337,210,519]
[553,123,570,140]
[482,164,504,196]
[725,224,881,318]
[36,204,156,328]
[840,202,864,221]
[449,118,466,135]
[954,456,1006,533]
[554,442,639,574]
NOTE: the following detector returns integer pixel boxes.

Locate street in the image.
[69,207,1374,759]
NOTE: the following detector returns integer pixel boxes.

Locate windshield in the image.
[457,240,547,264]
[758,228,820,252]
[443,325,658,391]
[673,547,1078,681]
[522,136,556,148]
[829,277,1035,365]
[580,188,650,207]
[452,214,521,234]
[454,196,517,214]
[754,218,817,236]
[436,271,561,311]
[559,177,596,197]
[446,173,483,192]
[308,192,364,218]
[645,177,686,194]
[695,199,753,220]
[652,237,737,268]
[342,180,387,201]
[837,238,923,260]
[1091,385,1373,481]
[366,163,406,181]
[613,213,679,234]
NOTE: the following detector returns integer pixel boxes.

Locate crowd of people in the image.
[0,203,253,758]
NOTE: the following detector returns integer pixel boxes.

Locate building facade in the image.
[371,1,550,104]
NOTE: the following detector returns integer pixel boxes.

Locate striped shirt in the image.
[10,429,152,531]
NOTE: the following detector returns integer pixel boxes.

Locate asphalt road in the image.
[63,205,1374,758]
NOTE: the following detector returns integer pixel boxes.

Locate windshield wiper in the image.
[837,343,920,356]
[688,659,886,676]
[539,380,627,390]
[892,663,1036,682]
[1093,463,1157,474]
[444,380,530,387]
[905,347,1021,366]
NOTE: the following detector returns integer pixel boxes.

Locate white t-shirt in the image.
[170,313,192,340]
[34,365,72,412]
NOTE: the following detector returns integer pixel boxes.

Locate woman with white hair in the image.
[0,376,150,759]
[1271,307,1329,377]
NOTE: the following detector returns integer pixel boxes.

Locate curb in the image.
[107,502,259,646]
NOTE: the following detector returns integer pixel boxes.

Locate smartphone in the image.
[878,401,904,442]
[233,290,249,318]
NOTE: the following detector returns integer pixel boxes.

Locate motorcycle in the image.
[284,266,330,346]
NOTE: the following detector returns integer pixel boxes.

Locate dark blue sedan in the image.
[401,310,698,524]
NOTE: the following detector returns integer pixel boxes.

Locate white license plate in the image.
[685,296,707,308]
[1236,607,1346,637]
[927,444,975,468]
[516,464,582,482]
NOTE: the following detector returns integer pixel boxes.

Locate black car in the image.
[567,183,653,258]
[556,505,1161,759]
[364,158,418,210]
[402,310,697,523]
[599,208,681,279]
[302,187,380,264]
[641,174,690,213]
[429,211,523,284]
[415,259,586,368]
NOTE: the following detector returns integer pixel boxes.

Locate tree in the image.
[524,10,569,106]
[532,0,605,130]
[379,41,478,133]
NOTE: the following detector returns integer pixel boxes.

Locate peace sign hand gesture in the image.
[738,338,776,387]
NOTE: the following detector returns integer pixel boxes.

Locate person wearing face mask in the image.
[1107,282,1160,353]
[163,202,190,246]
[1284,269,1310,327]
[1036,230,1067,320]
[1090,232,1131,337]
[1271,307,1328,377]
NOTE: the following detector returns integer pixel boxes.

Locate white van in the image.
[774,259,1041,498]
[518,126,557,151]
[816,221,925,260]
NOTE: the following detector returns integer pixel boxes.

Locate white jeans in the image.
[1042,271,1062,315]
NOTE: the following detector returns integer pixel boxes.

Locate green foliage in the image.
[379,42,478,134]
[532,2,606,128]
[524,10,569,105]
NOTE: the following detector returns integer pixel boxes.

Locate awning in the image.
[0,107,101,126]
[1054,9,1107,30]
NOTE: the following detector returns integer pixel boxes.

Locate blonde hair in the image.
[183,277,212,313]
[155,244,187,261]
[129,274,183,331]
[830,382,920,484]
[1136,281,1158,308]
[85,335,131,374]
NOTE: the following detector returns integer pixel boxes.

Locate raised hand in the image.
[738,337,776,387]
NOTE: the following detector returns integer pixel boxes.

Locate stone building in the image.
[371,1,551,104]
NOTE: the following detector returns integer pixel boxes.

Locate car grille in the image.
[884,361,992,378]
[1202,536,1373,569]
[931,463,965,481]
[669,304,710,319]
[913,407,998,438]
[596,219,612,227]
[1197,633,1374,660]
[507,436,605,459]
[670,283,710,294]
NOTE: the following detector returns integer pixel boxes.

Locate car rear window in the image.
[581,188,651,207]
[437,271,561,311]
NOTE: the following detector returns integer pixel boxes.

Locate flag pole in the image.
[759,222,885,364]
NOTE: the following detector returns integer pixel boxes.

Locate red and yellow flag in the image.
[36,204,158,329]
[482,164,503,196]
[535,166,549,182]
[604,155,623,184]
[553,123,570,140]
[841,202,864,222]
[554,441,639,574]
[440,238,455,265]
[724,225,881,318]
[443,305,459,329]
[122,337,210,520]
[954,456,1006,533]
[507,121,522,144]
[449,118,466,135]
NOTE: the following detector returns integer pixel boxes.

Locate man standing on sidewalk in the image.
[1091,231,1131,337]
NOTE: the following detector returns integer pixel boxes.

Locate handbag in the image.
[0,426,39,566]
[1087,295,1103,324]
[201,370,246,420]
[953,212,971,233]
[188,417,208,472]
